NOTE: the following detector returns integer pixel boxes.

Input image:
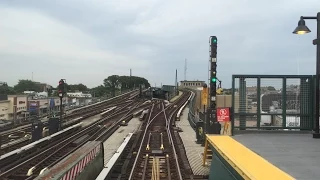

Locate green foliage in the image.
[0,83,16,95]
[90,85,108,97]
[47,88,53,96]
[98,75,150,97]
[103,75,120,97]
[54,83,88,93]
[267,86,276,91]
[68,83,88,92]
[104,75,150,97]
[13,80,41,93]
[1,75,150,97]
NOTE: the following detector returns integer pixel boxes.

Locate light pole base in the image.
[312,133,320,138]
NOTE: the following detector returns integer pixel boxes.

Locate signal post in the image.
[206,36,221,134]
[58,79,66,131]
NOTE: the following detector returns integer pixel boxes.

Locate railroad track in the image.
[0,98,152,180]
[0,90,140,136]
[117,92,192,180]
[0,90,141,154]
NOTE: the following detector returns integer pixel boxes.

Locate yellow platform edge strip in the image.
[206,135,296,180]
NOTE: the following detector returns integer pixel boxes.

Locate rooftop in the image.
[180,80,205,82]
[8,95,28,97]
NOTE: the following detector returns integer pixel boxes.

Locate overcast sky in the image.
[1,0,320,88]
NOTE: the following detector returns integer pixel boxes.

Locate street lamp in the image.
[293,13,320,138]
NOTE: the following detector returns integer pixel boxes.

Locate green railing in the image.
[231,75,314,134]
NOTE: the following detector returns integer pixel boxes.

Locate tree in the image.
[91,85,108,97]
[67,84,88,92]
[76,83,88,92]
[104,75,120,97]
[13,80,41,93]
[0,83,16,95]
[267,86,276,91]
[118,75,150,91]
[55,83,88,93]
[119,76,130,91]
[103,75,150,97]
[47,88,53,96]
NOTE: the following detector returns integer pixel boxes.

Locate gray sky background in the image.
[1,0,320,88]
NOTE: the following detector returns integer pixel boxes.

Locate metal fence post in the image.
[231,75,235,135]
[282,77,287,128]
[257,77,261,129]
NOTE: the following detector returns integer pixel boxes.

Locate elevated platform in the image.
[103,117,141,166]
[233,133,320,180]
[170,91,183,102]
[177,107,210,176]
[204,135,296,180]
[36,141,102,180]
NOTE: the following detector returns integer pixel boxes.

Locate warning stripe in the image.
[61,145,101,180]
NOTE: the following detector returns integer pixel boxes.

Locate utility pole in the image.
[130,69,133,90]
[13,97,17,127]
[175,69,178,95]
[184,59,187,81]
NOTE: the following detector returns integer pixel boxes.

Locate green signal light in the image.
[211,37,217,44]
[211,78,217,83]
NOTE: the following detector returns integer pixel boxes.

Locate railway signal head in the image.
[58,79,65,98]
[211,36,217,44]
[210,36,217,58]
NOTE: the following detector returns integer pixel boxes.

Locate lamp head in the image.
[293,17,311,35]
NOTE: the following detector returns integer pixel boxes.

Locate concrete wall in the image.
[35,141,102,180]
[194,93,241,112]
[8,95,28,113]
[76,151,104,180]
[0,100,10,120]
[37,98,60,108]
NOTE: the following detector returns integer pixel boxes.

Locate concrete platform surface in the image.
[170,91,183,102]
[176,107,210,176]
[81,114,101,127]
[103,117,142,166]
[233,133,320,180]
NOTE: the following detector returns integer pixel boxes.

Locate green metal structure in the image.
[231,75,314,134]
[208,142,244,180]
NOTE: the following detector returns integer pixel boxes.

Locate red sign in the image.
[217,108,230,122]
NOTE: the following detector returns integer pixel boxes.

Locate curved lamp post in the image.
[293,13,320,138]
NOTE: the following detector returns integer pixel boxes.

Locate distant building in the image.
[0,100,10,120]
[34,82,53,92]
[67,92,92,98]
[179,80,205,90]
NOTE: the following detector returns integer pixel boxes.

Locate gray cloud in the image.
[1,0,320,88]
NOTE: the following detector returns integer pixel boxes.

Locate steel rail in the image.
[0,98,142,178]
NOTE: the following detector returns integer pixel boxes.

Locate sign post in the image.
[217,107,231,135]
[201,84,208,111]
[201,84,208,145]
